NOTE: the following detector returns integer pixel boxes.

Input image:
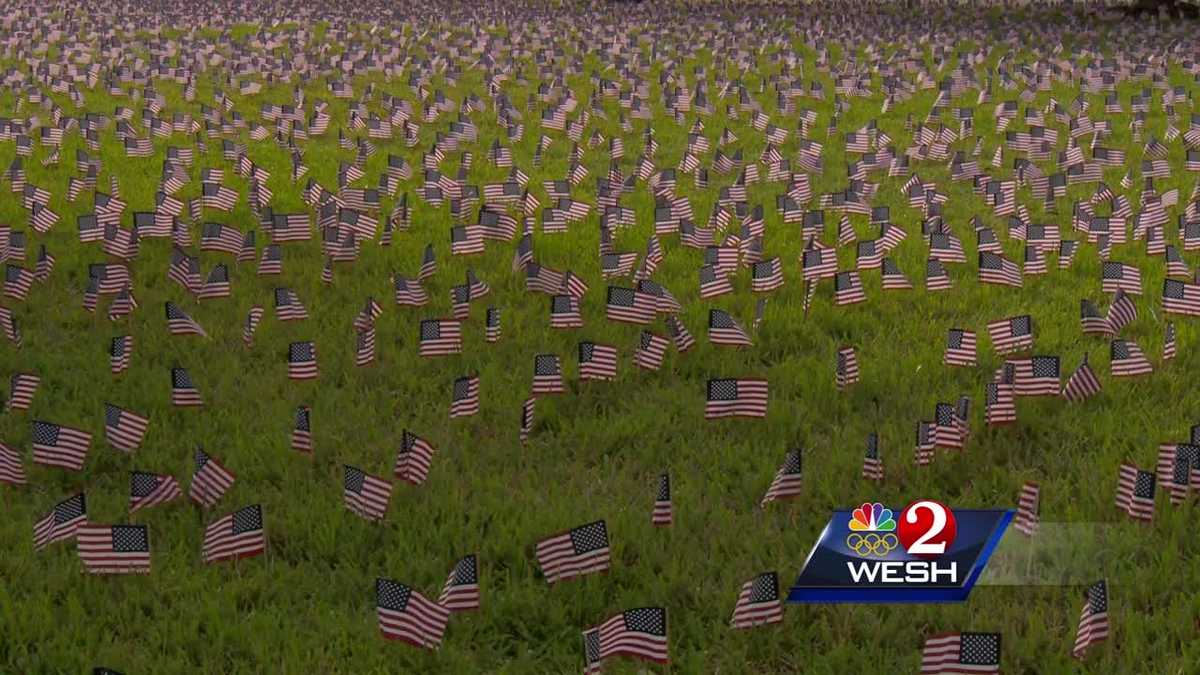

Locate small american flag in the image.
[243,306,263,347]
[535,520,611,584]
[915,420,936,465]
[170,367,202,407]
[760,450,802,507]
[633,331,669,371]
[189,448,235,508]
[291,406,313,453]
[1115,462,1155,522]
[1101,261,1143,295]
[863,432,883,481]
[418,319,462,356]
[287,341,318,380]
[0,442,27,485]
[532,354,565,395]
[919,632,1001,674]
[605,285,656,324]
[836,346,859,389]
[943,329,977,367]
[549,294,582,329]
[395,429,435,485]
[1163,322,1176,361]
[1014,481,1040,536]
[1062,355,1102,402]
[730,571,783,629]
[1110,340,1152,377]
[709,309,751,346]
[110,335,133,374]
[585,607,669,665]
[486,307,500,342]
[706,378,769,419]
[343,464,393,522]
[1080,299,1111,336]
[274,287,309,321]
[8,372,39,410]
[978,251,1023,287]
[450,375,480,418]
[925,258,952,291]
[652,472,672,526]
[666,315,696,353]
[355,327,376,367]
[202,504,266,564]
[1072,580,1110,659]
[129,471,182,513]
[987,315,1033,355]
[33,492,86,550]
[579,341,618,381]
[77,523,150,575]
[376,578,450,648]
[933,402,963,450]
[1162,279,1200,316]
[438,554,480,611]
[1105,290,1137,334]
[104,403,149,451]
[520,396,535,445]
[32,420,92,471]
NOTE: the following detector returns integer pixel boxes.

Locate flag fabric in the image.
[532,354,565,395]
[760,450,802,507]
[651,472,672,526]
[1115,462,1155,522]
[77,523,151,575]
[287,341,319,380]
[419,319,462,356]
[585,607,669,665]
[943,329,977,367]
[705,378,769,419]
[933,402,964,450]
[730,571,783,629]
[291,406,313,453]
[450,375,480,418]
[1105,290,1137,334]
[355,327,376,366]
[862,432,884,481]
[189,448,235,508]
[486,307,500,342]
[1101,261,1143,295]
[8,372,39,410]
[129,471,182,513]
[376,578,451,648]
[110,335,133,374]
[519,396,535,445]
[1162,279,1200,316]
[919,632,1001,674]
[1109,340,1152,377]
[395,429,436,485]
[104,403,150,451]
[708,309,751,347]
[633,331,669,371]
[606,285,656,324]
[438,554,480,611]
[1072,580,1110,659]
[1062,355,1102,402]
[0,442,27,485]
[579,341,618,381]
[343,464,393,522]
[31,420,92,471]
[915,420,936,465]
[33,493,87,550]
[243,306,264,347]
[1014,481,1040,536]
[1163,322,1176,361]
[835,345,859,389]
[988,315,1033,354]
[535,520,611,584]
[202,504,266,563]
[1080,299,1110,335]
[170,367,202,406]
[978,251,1022,287]
[985,381,1017,425]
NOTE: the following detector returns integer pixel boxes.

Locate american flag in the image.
[760,450,802,507]
[32,420,92,471]
[110,335,133,374]
[394,277,429,307]
[1163,322,1176,361]
[834,270,866,305]
[881,258,913,290]
[985,380,1017,425]
[751,258,783,293]
[1162,279,1200,316]
[802,247,837,281]
[667,314,697,353]
[164,301,207,336]
[189,448,235,508]
[1105,290,1137,334]
[978,251,1023,287]
[129,471,182,513]
[584,607,669,666]
[355,327,376,367]
[531,354,565,395]
[988,315,1033,355]
[836,346,859,389]
[633,331,669,371]
[1110,340,1152,377]
[863,431,884,481]
[933,402,964,450]
[549,294,582,329]
[291,406,313,453]
[274,287,310,321]
[438,554,480,611]
[33,492,87,550]
[4,264,34,299]
[395,429,435,485]
[450,375,480,418]
[578,341,618,381]
[243,306,264,347]
[944,329,977,367]
[1101,261,1142,295]
[925,258,951,291]
[104,403,149,451]
[730,571,783,629]
[0,442,26,485]
[706,378,768,419]
[202,504,266,563]
[651,472,672,526]
[77,523,151,575]
[1115,462,1155,522]
[418,243,437,281]
[1015,356,1060,396]
[1080,299,1110,335]
[1062,355,1102,402]
[8,372,39,410]
[535,519,611,584]
[343,464,393,522]
[376,578,451,648]
[287,341,318,380]
[605,286,657,324]
[418,319,462,356]
[919,632,1001,674]
[915,420,936,466]
[520,396,535,445]
[1014,481,1040,536]
[1072,580,1110,659]
[486,307,500,342]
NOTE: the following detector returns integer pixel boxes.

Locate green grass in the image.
[1,14,1200,675]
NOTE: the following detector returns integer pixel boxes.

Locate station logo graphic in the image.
[789,499,1010,603]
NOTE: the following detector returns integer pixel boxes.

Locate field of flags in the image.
[1,0,1199,672]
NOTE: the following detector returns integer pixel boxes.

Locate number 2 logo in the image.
[897,500,958,559]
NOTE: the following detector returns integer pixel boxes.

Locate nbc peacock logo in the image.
[845,502,898,557]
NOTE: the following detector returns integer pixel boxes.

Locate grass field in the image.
[1,6,1199,674]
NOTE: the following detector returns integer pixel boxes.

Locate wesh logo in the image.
[789,500,1011,604]
[843,501,959,585]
